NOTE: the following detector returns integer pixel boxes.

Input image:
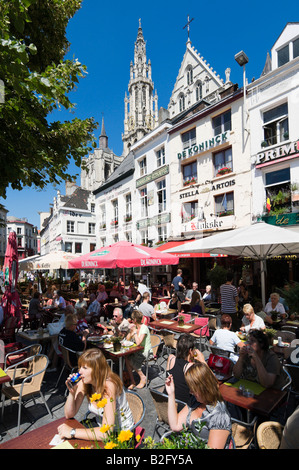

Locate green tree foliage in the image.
[0,0,98,198]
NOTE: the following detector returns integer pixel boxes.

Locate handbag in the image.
[48,322,64,336]
[207,354,231,375]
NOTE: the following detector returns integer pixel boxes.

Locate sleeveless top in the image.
[88,388,134,431]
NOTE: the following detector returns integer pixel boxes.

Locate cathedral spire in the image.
[122,20,159,156]
[99,114,108,149]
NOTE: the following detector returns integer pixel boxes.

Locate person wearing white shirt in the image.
[209,314,244,363]
[240,303,266,334]
[264,292,286,324]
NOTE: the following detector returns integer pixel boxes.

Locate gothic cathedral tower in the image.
[122,20,158,156]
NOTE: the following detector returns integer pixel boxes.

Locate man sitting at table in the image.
[138,292,156,323]
[106,307,130,338]
[28,291,45,328]
[209,314,244,363]
[86,293,101,323]
[53,290,66,311]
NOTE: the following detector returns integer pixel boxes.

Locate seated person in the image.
[75,307,89,335]
[106,307,130,338]
[202,285,212,303]
[126,281,137,300]
[125,309,152,389]
[165,334,205,410]
[28,291,45,327]
[264,292,286,324]
[109,285,122,301]
[233,329,288,390]
[167,292,181,312]
[58,348,134,441]
[138,292,156,322]
[254,300,267,322]
[240,303,266,333]
[121,295,133,319]
[86,293,101,323]
[280,404,299,449]
[165,362,232,449]
[53,290,66,311]
[209,314,244,363]
[190,290,205,315]
[96,284,108,304]
[58,313,87,367]
[75,292,87,310]
[185,282,200,302]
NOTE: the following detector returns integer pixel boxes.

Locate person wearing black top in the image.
[58,314,87,367]
[165,334,204,410]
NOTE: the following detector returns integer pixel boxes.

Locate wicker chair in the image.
[149,388,186,440]
[256,421,284,449]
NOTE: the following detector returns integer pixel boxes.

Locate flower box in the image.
[216,167,232,177]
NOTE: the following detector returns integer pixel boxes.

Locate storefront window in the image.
[265,167,291,214]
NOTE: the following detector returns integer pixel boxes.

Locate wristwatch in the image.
[70,428,76,439]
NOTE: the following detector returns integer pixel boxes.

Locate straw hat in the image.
[256,421,284,449]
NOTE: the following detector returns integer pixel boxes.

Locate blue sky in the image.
[1,0,297,228]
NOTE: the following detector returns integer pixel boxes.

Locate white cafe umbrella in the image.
[30,251,79,270]
[18,254,41,271]
[165,222,299,305]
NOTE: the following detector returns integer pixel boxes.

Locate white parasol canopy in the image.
[165,221,299,304]
[24,251,79,270]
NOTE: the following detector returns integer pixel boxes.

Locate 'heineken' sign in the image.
[177,132,230,160]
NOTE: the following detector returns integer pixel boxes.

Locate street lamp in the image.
[235,50,249,135]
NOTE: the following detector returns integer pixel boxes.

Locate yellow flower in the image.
[104,441,117,450]
[90,393,102,403]
[136,434,141,443]
[99,424,111,434]
[96,398,108,408]
[117,430,133,443]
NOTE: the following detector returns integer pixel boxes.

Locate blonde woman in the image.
[165,362,232,449]
[57,348,134,441]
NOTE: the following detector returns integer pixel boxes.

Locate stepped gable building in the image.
[122,20,159,156]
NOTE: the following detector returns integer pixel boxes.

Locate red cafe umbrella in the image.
[68,241,179,270]
[2,231,22,325]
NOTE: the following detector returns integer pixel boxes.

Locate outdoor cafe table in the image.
[219,379,287,423]
[151,296,170,306]
[155,308,177,318]
[0,417,102,449]
[149,319,202,335]
[89,338,144,382]
[16,329,57,354]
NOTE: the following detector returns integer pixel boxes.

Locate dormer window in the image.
[278,44,289,67]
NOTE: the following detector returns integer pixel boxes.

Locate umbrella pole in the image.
[260,259,266,306]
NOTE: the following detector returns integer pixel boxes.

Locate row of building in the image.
[3,22,299,291]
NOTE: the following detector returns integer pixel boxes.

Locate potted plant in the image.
[178,315,185,327]
[265,328,277,346]
[111,336,122,352]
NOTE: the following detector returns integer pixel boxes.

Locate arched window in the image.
[179,94,185,113]
[196,81,202,101]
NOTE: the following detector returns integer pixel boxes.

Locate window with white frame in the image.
[265,167,291,214]
[75,242,82,253]
[125,231,132,242]
[140,229,148,245]
[212,110,231,136]
[181,128,196,150]
[213,147,233,177]
[65,242,72,253]
[181,201,198,223]
[158,225,167,242]
[262,103,288,148]
[100,204,106,229]
[182,161,197,186]
[139,157,147,176]
[140,187,148,217]
[67,220,75,233]
[88,223,95,234]
[157,179,166,213]
[156,146,165,167]
[215,192,234,216]
[125,193,132,222]
[111,199,118,225]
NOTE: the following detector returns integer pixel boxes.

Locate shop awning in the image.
[156,240,226,258]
